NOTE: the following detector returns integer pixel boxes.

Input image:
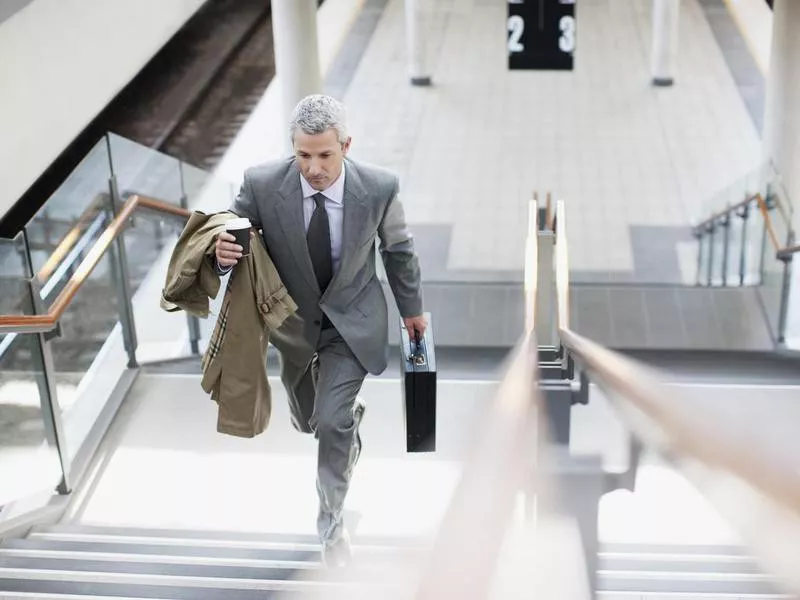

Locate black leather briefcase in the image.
[400,312,436,452]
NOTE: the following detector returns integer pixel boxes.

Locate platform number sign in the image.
[508,0,575,70]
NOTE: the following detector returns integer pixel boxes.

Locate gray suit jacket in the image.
[229,157,423,375]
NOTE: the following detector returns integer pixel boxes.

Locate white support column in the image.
[271,0,322,151]
[763,0,795,176]
[651,0,679,86]
[404,0,431,86]
[763,0,800,348]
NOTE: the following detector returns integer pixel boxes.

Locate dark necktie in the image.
[307,193,333,292]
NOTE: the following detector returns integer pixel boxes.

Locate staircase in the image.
[598,543,787,598]
[692,163,796,346]
[0,526,787,598]
[0,525,419,599]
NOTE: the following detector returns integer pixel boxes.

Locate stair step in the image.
[0,546,316,568]
[598,551,761,574]
[0,568,392,595]
[30,524,419,551]
[3,529,783,597]
[0,553,398,578]
[599,543,751,557]
[1,544,766,577]
[0,586,791,600]
[595,594,790,600]
[31,525,321,544]
[0,557,319,581]
[0,539,319,563]
[597,570,779,596]
[25,531,399,554]
[0,578,305,599]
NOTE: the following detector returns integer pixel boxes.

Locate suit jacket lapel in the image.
[275,163,320,293]
[328,159,369,294]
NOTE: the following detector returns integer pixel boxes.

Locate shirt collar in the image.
[300,164,346,205]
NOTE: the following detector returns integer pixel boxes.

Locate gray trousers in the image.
[279,327,367,544]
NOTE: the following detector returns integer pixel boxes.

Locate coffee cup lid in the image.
[225,217,251,230]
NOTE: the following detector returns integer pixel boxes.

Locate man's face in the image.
[293,128,351,191]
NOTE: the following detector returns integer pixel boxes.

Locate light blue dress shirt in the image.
[218,165,347,275]
[300,165,345,274]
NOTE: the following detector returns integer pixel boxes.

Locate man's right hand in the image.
[216,232,243,267]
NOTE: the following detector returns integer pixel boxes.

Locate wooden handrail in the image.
[137,195,192,219]
[560,327,800,593]
[412,201,582,599]
[694,193,759,232]
[777,244,800,260]
[414,331,543,600]
[562,328,800,511]
[697,192,800,260]
[36,194,108,282]
[756,193,783,253]
[0,195,190,334]
[553,200,800,595]
[752,193,800,260]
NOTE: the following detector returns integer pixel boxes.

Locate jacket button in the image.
[314,319,321,325]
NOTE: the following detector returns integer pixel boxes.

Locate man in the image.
[215,94,425,566]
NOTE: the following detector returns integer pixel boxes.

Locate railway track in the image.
[109,0,278,170]
[0,0,328,372]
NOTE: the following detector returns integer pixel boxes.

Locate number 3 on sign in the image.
[508,15,524,53]
[559,15,575,53]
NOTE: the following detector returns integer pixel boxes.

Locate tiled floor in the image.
[205,0,774,348]
[95,0,774,352]
[215,0,763,287]
[338,0,762,282]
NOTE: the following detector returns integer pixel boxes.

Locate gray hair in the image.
[289,95,348,144]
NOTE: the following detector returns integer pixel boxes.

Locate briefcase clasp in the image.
[408,336,427,366]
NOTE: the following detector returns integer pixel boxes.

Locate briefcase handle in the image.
[408,334,427,367]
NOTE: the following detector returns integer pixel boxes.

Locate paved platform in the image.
[217,0,762,286]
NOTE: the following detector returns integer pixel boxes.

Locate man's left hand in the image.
[404,315,427,342]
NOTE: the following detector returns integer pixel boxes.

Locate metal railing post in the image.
[706,223,716,286]
[179,160,201,355]
[21,230,72,495]
[536,229,556,347]
[721,213,731,286]
[777,232,795,345]
[738,203,749,286]
[105,136,139,368]
[695,230,705,286]
[759,213,769,285]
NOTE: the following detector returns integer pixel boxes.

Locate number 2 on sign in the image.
[559,15,575,53]
[508,15,524,53]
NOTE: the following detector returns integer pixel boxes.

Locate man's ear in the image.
[342,136,352,156]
